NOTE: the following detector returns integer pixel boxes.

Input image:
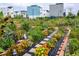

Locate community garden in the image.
[0,11,79,56]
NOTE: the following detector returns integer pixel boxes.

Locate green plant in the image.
[6,22,16,31]
[0,18,19,49]
[53,33,61,40]
[73,49,79,56]
[47,40,55,48]
[0,35,15,50]
[0,37,15,50]
[35,46,49,56]
[41,22,48,29]
[66,12,75,19]
[14,15,22,19]
[69,38,79,54]
[77,10,79,16]
[0,11,3,18]
[0,47,4,53]
[21,20,30,32]
[28,28,44,43]
[42,29,49,36]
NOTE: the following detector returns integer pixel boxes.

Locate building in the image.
[2,6,14,18]
[7,6,14,18]
[2,8,8,17]
[40,10,49,17]
[21,10,27,18]
[27,5,41,19]
[0,8,2,12]
[14,10,27,18]
[14,11,21,16]
[65,8,73,16]
[49,3,64,17]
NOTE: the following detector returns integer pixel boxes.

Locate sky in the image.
[0,3,79,14]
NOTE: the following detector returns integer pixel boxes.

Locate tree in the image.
[67,12,75,18]
[0,11,3,18]
[77,10,79,16]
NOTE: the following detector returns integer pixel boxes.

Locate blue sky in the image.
[0,3,79,14]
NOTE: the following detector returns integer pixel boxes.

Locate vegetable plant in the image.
[0,47,4,53]
[28,28,44,43]
[21,20,30,32]
[0,37,15,50]
[35,46,49,56]
[69,38,79,54]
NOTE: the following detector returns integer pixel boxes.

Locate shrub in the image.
[21,21,30,32]
[0,47,4,53]
[28,28,44,43]
[69,38,79,54]
[66,12,75,19]
[6,22,16,31]
[0,37,15,50]
[0,11,3,18]
[77,10,79,16]
[35,46,49,56]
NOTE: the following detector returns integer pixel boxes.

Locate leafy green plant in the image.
[21,21,30,32]
[6,22,16,31]
[14,15,22,19]
[0,11,3,18]
[47,40,55,48]
[66,12,75,19]
[0,28,15,50]
[73,49,79,56]
[77,10,79,16]
[41,22,48,30]
[69,38,79,54]
[0,47,4,53]
[28,28,44,43]
[35,46,49,56]
[0,37,15,50]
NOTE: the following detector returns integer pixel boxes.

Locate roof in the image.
[50,3,63,6]
[14,11,18,13]
[8,6,13,9]
[21,10,27,12]
[28,5,41,8]
[56,3,63,5]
